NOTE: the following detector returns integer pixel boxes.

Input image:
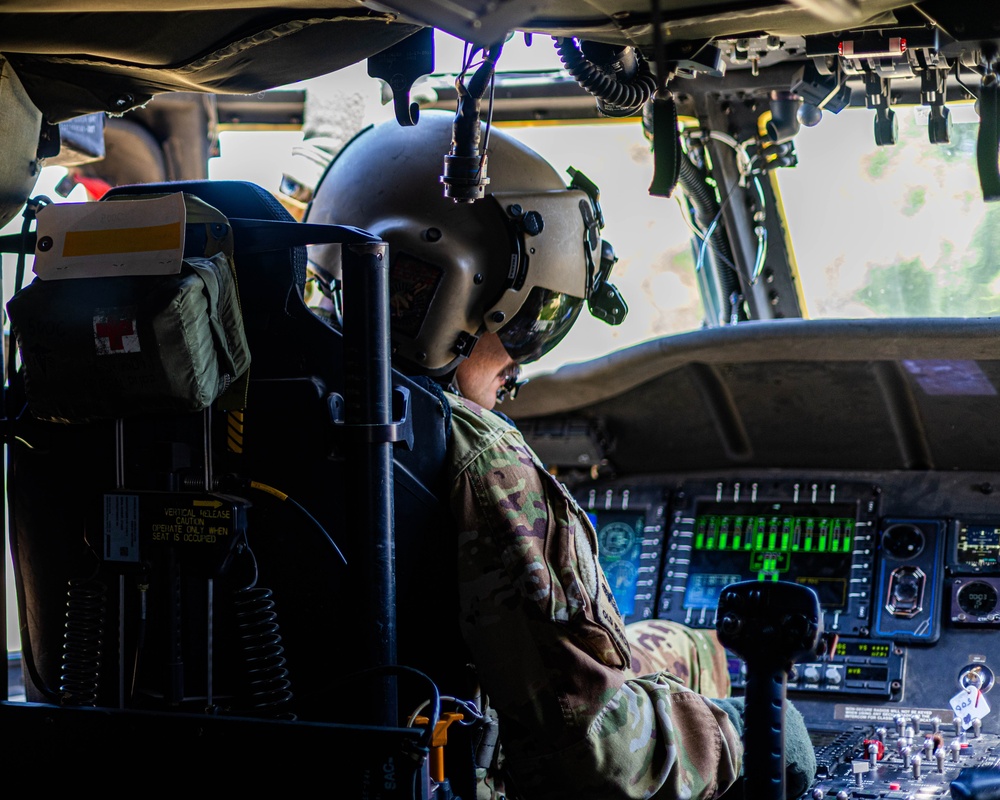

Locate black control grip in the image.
[717,581,823,800]
[951,767,1000,800]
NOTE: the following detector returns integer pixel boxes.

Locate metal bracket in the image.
[327,385,414,450]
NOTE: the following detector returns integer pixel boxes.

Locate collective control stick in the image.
[717,580,823,800]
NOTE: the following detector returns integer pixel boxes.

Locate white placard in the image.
[33,193,187,280]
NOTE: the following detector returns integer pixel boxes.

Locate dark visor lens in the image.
[497,286,584,365]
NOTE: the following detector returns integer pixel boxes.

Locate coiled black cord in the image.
[59,577,107,706]
[233,584,295,719]
[553,37,658,116]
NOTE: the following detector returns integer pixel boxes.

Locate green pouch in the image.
[6,193,251,423]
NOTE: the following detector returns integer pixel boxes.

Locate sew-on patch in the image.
[94,307,140,354]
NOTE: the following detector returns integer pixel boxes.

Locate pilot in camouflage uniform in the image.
[306,110,816,800]
[448,393,742,799]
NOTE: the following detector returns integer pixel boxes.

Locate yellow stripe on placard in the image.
[63,222,183,256]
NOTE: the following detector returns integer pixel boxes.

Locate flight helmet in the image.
[306,109,625,375]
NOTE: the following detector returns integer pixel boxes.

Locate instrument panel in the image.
[574,470,1000,739]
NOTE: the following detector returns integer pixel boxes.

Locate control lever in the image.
[717,581,823,800]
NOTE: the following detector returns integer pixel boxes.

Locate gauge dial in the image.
[604,560,638,591]
[882,523,925,559]
[598,521,636,557]
[957,581,999,616]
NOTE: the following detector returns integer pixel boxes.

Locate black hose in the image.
[454,40,505,156]
[553,37,657,116]
[444,41,505,201]
[466,41,503,100]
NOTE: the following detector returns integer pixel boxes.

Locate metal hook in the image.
[367,27,434,128]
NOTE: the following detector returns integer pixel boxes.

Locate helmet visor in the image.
[497,285,584,365]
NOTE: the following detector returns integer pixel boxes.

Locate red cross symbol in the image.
[95,317,136,351]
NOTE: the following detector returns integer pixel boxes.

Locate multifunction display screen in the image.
[955,523,1000,572]
[683,501,856,609]
[588,510,646,617]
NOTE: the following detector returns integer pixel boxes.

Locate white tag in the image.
[33,193,187,280]
[949,685,991,729]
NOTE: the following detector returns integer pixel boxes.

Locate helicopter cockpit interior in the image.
[1,0,999,796]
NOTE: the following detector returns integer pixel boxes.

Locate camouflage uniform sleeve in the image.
[447,396,743,800]
[625,620,732,696]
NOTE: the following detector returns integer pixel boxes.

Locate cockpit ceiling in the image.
[0,10,420,123]
[365,0,918,45]
[0,1,991,123]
